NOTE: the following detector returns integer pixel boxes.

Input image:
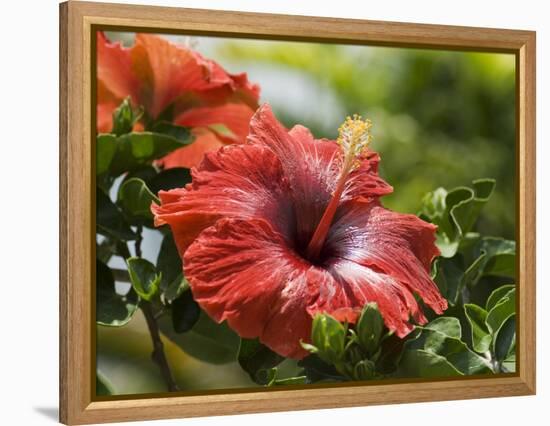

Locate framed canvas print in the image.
[59,1,536,424]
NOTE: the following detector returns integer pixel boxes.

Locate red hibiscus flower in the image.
[153,104,447,359]
[97,32,260,168]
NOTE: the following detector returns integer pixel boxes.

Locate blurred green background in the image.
[99,32,516,395]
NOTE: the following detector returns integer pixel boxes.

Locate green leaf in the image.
[124,166,158,187]
[397,349,462,378]
[158,311,240,364]
[423,316,462,339]
[238,338,285,384]
[421,179,495,258]
[433,257,463,305]
[126,257,161,301]
[147,168,192,195]
[298,354,344,383]
[96,370,115,396]
[475,238,516,278]
[96,260,138,326]
[311,314,347,365]
[434,238,514,306]
[419,187,447,222]
[461,251,487,289]
[486,284,515,311]
[107,131,194,176]
[448,179,495,239]
[96,134,117,176]
[156,234,185,302]
[495,315,516,362]
[96,187,136,241]
[405,318,492,375]
[171,290,200,333]
[502,354,516,373]
[163,273,189,304]
[117,178,159,221]
[464,304,492,353]
[151,121,193,144]
[486,287,516,336]
[112,97,143,136]
[356,303,384,356]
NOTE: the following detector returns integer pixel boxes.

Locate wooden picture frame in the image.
[59,1,536,424]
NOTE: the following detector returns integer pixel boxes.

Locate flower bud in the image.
[356,303,384,356]
[353,359,377,380]
[311,313,347,364]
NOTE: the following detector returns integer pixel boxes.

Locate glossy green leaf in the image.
[433,257,463,305]
[404,318,492,374]
[238,338,285,384]
[96,187,136,241]
[423,316,462,339]
[486,287,516,336]
[421,179,495,258]
[398,349,462,378]
[475,238,516,277]
[418,187,447,223]
[502,354,516,373]
[162,273,188,304]
[126,257,161,301]
[117,178,159,221]
[96,260,138,326]
[156,233,185,302]
[158,311,240,364]
[96,134,117,176]
[147,167,192,195]
[448,179,495,239]
[460,251,487,289]
[151,121,193,144]
[297,354,344,383]
[486,284,515,311]
[171,290,200,333]
[106,131,193,176]
[464,304,492,353]
[495,315,516,362]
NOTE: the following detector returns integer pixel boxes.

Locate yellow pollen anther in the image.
[337,114,373,167]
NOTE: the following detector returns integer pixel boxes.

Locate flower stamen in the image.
[305,115,373,261]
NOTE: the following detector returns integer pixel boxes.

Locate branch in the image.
[141,301,180,392]
[133,224,179,392]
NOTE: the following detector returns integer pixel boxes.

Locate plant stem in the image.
[133,224,179,392]
[134,225,143,258]
[141,301,180,392]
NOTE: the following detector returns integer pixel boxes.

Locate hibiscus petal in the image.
[152,143,295,256]
[175,103,256,144]
[247,104,392,249]
[131,34,259,118]
[184,218,314,359]
[158,128,224,170]
[97,32,140,105]
[131,34,208,117]
[160,103,257,169]
[327,259,424,337]
[326,202,447,320]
